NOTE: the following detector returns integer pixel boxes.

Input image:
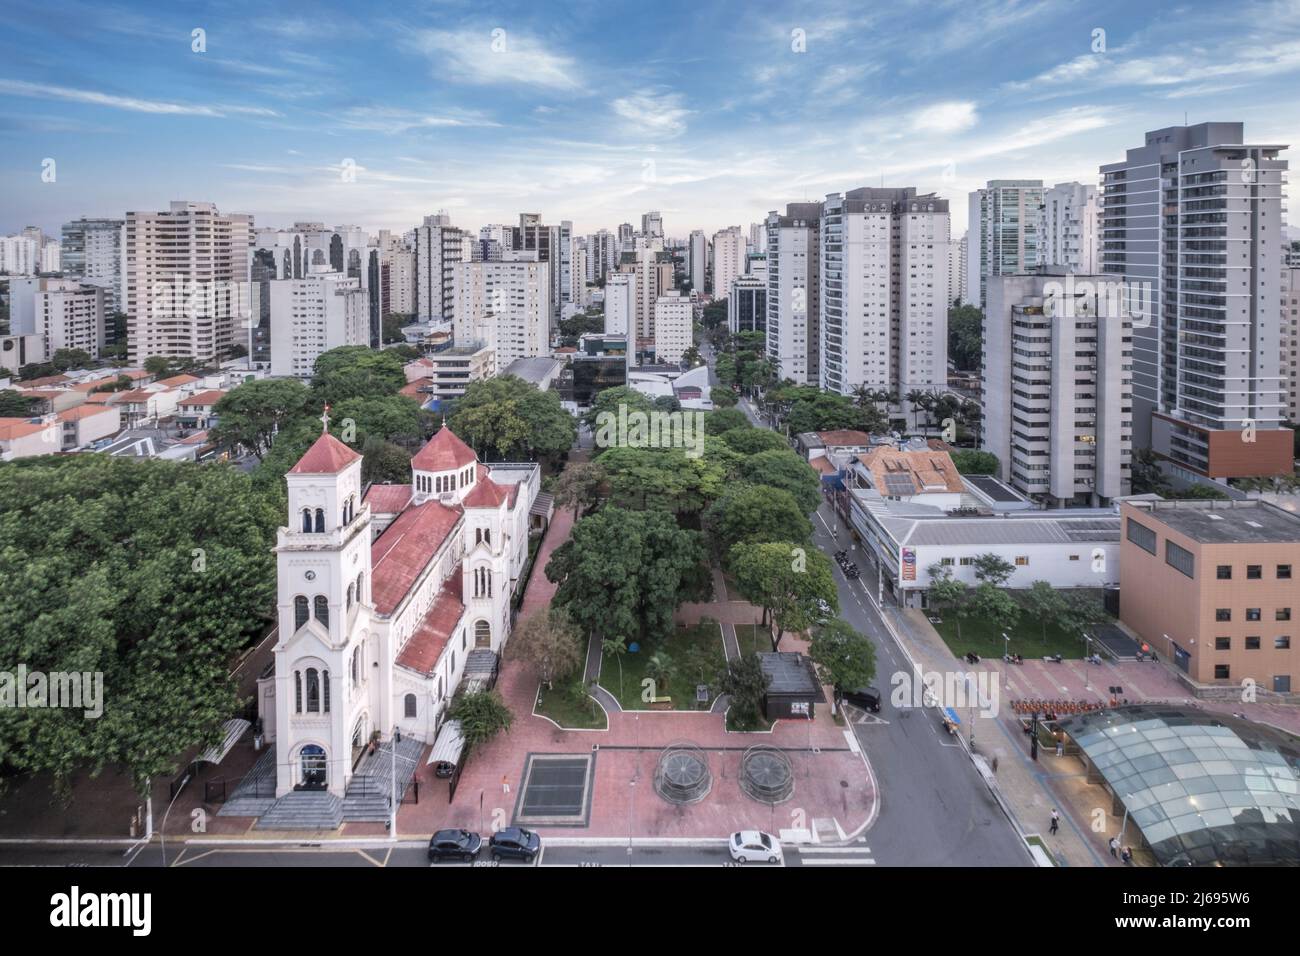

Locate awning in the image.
[942,707,962,725]
[426,719,466,767]
[198,718,251,765]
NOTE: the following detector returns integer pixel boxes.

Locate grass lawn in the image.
[933,611,1094,660]
[598,619,727,711]
[534,678,607,730]
[726,709,772,732]
[735,622,776,656]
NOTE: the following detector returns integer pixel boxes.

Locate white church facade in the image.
[258,422,538,799]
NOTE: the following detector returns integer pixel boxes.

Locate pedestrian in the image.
[1121,845,1133,865]
[1049,809,1059,835]
[1109,836,1119,858]
[1055,739,1064,757]
[501,775,510,795]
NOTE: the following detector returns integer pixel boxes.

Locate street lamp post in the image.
[388,725,401,840]
[159,768,192,868]
[1084,635,1093,692]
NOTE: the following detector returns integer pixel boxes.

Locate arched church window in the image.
[305,668,320,712]
[356,572,364,603]
[347,584,354,609]
[314,508,325,533]
[294,671,302,712]
[351,646,360,686]
[314,595,329,627]
[301,509,312,533]
[404,693,417,719]
[322,670,330,713]
[475,619,491,647]
[294,596,309,631]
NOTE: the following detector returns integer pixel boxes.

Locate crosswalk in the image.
[792,844,876,866]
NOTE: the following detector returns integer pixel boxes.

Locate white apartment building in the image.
[605,273,634,336]
[949,233,968,305]
[452,258,551,367]
[749,222,766,256]
[9,277,106,357]
[1038,182,1100,274]
[642,211,664,238]
[123,201,253,364]
[269,268,369,379]
[1284,265,1299,422]
[0,234,41,275]
[653,290,693,364]
[983,271,1133,506]
[711,226,745,299]
[765,202,821,385]
[819,187,951,402]
[389,248,416,315]
[414,213,463,323]
[61,218,124,312]
[586,229,617,283]
[967,180,1043,310]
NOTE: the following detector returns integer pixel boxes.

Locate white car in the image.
[728,830,783,864]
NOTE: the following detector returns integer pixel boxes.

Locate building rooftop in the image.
[1128,499,1300,545]
[878,511,1122,548]
[288,431,362,475]
[758,652,826,699]
[503,356,563,386]
[858,446,964,496]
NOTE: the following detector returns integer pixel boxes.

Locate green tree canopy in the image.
[720,653,768,730]
[809,619,878,694]
[507,607,585,689]
[718,426,786,456]
[551,460,606,519]
[597,443,737,516]
[948,304,984,372]
[705,483,812,555]
[310,346,406,405]
[0,389,38,417]
[704,409,750,435]
[739,449,822,515]
[0,455,279,795]
[950,449,999,475]
[546,507,707,641]
[448,690,513,751]
[728,540,838,645]
[211,378,315,460]
[450,375,576,461]
[331,395,427,446]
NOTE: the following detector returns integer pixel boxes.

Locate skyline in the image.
[4,0,1300,236]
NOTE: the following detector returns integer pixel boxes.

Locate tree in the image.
[1055,593,1109,649]
[926,563,968,640]
[721,653,769,730]
[598,444,736,516]
[508,608,584,689]
[359,435,412,483]
[1021,580,1067,645]
[728,540,838,646]
[51,348,93,371]
[382,312,417,344]
[546,507,706,640]
[1167,484,1231,501]
[785,392,884,435]
[448,690,513,750]
[451,375,576,462]
[950,449,999,475]
[711,388,738,409]
[552,461,605,520]
[645,651,676,695]
[972,553,1015,587]
[704,408,750,435]
[600,637,627,698]
[0,455,279,797]
[966,582,1021,632]
[1130,447,1171,496]
[718,426,786,456]
[330,395,426,446]
[211,378,315,459]
[740,449,822,515]
[583,385,656,433]
[948,304,984,372]
[0,390,37,417]
[705,484,812,555]
[809,619,878,699]
[310,346,406,405]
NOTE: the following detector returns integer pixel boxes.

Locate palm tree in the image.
[600,637,627,699]
[646,651,676,697]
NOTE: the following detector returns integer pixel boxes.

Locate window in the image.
[294,671,302,712]
[940,557,955,566]
[1246,608,1261,622]
[1247,565,1262,580]
[1126,518,1157,555]
[356,572,364,604]
[1214,664,1230,680]
[347,584,354,610]
[959,557,974,566]
[1216,565,1232,580]
[1279,565,1293,579]
[301,509,312,533]
[294,596,309,631]
[1215,609,1231,622]
[404,693,417,718]
[322,670,330,712]
[314,595,329,627]
[305,668,320,712]
[1278,608,1292,622]
[1068,554,1080,561]
[1215,637,1231,650]
[1277,636,1293,650]
[1246,636,1261,650]
[1015,556,1029,566]
[314,508,325,533]
[351,647,360,685]
[1166,541,1195,579]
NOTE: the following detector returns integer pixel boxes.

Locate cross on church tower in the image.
[321,404,331,433]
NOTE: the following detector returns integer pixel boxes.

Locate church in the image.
[256,418,539,800]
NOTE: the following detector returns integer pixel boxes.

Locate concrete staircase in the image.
[340,735,425,822]
[254,790,344,830]
[217,745,278,818]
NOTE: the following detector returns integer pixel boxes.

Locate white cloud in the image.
[0,78,279,118]
[913,101,979,134]
[611,91,692,138]
[406,28,580,91]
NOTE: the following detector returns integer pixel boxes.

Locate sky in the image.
[4,0,1300,239]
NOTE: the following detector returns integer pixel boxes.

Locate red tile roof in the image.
[818,430,871,447]
[0,418,53,440]
[288,431,363,475]
[395,569,465,676]
[399,377,433,399]
[364,483,413,514]
[116,388,155,402]
[180,389,227,407]
[811,456,838,475]
[20,374,69,388]
[370,500,462,615]
[155,374,201,388]
[56,405,114,422]
[463,473,508,508]
[411,426,476,472]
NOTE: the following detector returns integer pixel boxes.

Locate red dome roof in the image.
[412,426,477,472]
[288,431,363,474]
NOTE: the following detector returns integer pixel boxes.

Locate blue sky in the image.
[4,0,1300,237]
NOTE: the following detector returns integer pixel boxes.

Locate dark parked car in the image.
[489,826,542,862]
[427,828,482,863]
[841,687,882,713]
